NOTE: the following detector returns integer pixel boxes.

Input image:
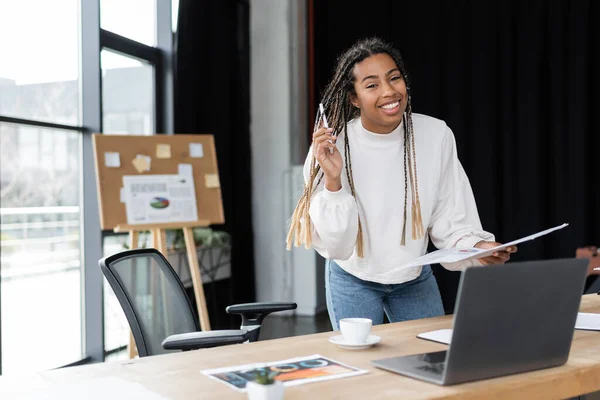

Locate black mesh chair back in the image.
[100,248,200,357]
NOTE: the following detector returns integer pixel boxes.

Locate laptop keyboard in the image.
[416,362,445,375]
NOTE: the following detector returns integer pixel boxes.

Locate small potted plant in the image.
[245,370,284,400]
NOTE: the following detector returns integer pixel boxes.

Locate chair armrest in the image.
[226,302,297,327]
[226,302,297,315]
[226,303,297,343]
[162,330,249,351]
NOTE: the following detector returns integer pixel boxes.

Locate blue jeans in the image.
[325,260,445,330]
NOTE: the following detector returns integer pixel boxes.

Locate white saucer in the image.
[328,334,381,350]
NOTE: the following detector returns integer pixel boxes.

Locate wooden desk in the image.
[4,295,600,399]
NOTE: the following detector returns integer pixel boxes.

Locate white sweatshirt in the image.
[304,113,495,284]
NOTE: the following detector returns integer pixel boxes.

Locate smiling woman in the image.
[286,37,517,332]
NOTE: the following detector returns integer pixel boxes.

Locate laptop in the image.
[371,258,589,385]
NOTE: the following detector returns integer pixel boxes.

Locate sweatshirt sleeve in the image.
[428,125,495,271]
[302,146,359,261]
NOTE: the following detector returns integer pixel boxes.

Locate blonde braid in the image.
[401,114,409,245]
[343,106,365,258]
[287,92,366,256]
[406,106,424,240]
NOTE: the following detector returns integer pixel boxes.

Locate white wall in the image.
[250,0,326,314]
[250,0,293,304]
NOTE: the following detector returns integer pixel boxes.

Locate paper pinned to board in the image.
[156,144,171,159]
[132,154,151,173]
[104,152,121,168]
[403,223,569,268]
[178,163,193,177]
[189,143,204,158]
[204,173,220,188]
[122,174,198,225]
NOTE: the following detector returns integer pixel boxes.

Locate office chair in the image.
[99,248,297,357]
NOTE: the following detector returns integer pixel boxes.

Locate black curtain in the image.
[175,0,255,326]
[314,0,600,313]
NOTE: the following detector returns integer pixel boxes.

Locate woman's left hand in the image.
[474,241,518,265]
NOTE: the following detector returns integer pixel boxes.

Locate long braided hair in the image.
[286,37,424,258]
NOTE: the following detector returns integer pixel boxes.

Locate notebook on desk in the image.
[419,312,600,341]
[372,258,589,386]
[575,313,600,330]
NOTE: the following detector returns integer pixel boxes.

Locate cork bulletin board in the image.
[92,134,225,230]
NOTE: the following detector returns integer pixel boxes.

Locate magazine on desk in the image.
[201,354,369,392]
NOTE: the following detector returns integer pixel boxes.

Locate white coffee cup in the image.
[339,318,372,344]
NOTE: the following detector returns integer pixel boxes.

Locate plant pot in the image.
[245,381,285,400]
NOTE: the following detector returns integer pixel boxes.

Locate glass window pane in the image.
[172,0,179,32]
[102,232,152,356]
[101,50,155,135]
[0,122,82,374]
[0,0,80,125]
[101,0,157,46]
[101,48,156,354]
[102,234,131,357]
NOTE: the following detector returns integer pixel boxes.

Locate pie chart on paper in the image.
[150,197,170,209]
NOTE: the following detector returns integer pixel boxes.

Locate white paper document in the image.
[403,223,569,268]
[122,174,198,225]
[178,163,193,177]
[417,314,600,339]
[417,329,452,345]
[104,152,120,168]
[189,142,204,158]
[575,313,600,331]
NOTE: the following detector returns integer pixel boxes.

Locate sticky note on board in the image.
[132,154,151,173]
[156,144,171,159]
[104,152,120,168]
[178,163,193,177]
[205,173,220,188]
[190,143,204,158]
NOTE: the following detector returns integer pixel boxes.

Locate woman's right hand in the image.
[312,126,343,190]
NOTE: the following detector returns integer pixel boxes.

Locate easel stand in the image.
[115,220,212,359]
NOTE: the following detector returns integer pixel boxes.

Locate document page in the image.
[122,174,198,225]
[575,313,600,330]
[402,223,568,268]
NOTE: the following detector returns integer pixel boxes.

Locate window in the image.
[172,0,179,32]
[100,7,163,356]
[101,50,155,135]
[0,0,80,125]
[102,234,130,359]
[100,0,157,46]
[0,123,82,374]
[0,0,174,373]
[0,0,84,374]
